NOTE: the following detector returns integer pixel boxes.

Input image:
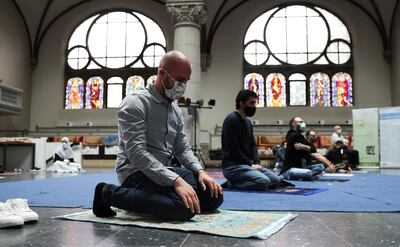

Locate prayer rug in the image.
[55,209,296,239]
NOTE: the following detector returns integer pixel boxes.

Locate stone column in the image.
[166,1,207,147]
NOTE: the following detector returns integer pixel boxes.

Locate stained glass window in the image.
[126,76,145,95]
[266,73,286,107]
[65,10,166,109]
[147,75,157,86]
[107,77,123,108]
[85,77,104,109]
[289,73,306,106]
[244,73,265,107]
[310,73,330,107]
[65,78,84,109]
[243,4,353,107]
[332,72,352,106]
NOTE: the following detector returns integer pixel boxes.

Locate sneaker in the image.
[6,198,39,223]
[0,202,24,228]
[93,183,116,217]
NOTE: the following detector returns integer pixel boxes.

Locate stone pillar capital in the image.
[166,1,207,28]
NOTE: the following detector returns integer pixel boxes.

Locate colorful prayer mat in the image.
[55,209,296,239]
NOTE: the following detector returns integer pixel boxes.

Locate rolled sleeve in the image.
[118,97,179,186]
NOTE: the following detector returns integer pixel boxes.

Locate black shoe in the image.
[351,166,361,171]
[221,181,232,189]
[93,183,116,217]
[280,179,295,187]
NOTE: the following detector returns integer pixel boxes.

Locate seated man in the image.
[221,90,284,191]
[331,125,360,170]
[327,140,353,173]
[280,117,326,180]
[46,137,84,173]
[273,141,286,174]
[305,130,336,173]
[92,51,223,220]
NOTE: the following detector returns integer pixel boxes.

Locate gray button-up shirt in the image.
[116,84,203,186]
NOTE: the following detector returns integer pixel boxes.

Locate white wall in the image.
[0,0,31,130]
[30,0,173,129]
[392,9,400,106]
[198,0,392,142]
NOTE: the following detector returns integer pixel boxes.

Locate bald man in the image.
[92,51,223,220]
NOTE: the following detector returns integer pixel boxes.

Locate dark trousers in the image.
[344,149,359,167]
[223,164,282,190]
[102,167,223,221]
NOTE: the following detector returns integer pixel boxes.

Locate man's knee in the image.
[201,193,224,211]
[169,208,196,221]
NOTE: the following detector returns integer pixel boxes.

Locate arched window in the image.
[243,4,353,107]
[65,10,166,109]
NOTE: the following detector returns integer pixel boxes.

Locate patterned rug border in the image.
[54,209,297,239]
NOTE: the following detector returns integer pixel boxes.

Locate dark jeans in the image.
[102,167,223,221]
[222,164,282,190]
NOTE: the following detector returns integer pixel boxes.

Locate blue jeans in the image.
[281,164,325,180]
[102,167,223,221]
[222,164,282,190]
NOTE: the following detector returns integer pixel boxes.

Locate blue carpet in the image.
[219,174,400,212]
[0,173,117,208]
[1,172,400,212]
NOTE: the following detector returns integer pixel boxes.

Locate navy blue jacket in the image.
[221,111,259,168]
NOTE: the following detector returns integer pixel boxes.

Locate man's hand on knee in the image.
[173,176,201,214]
[197,170,223,199]
[251,164,262,171]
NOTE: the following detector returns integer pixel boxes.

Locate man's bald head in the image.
[154,50,192,98]
[158,50,191,72]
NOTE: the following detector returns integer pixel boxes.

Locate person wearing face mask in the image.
[331,125,360,170]
[305,130,336,173]
[281,117,325,180]
[92,51,223,220]
[221,90,286,191]
[46,137,84,173]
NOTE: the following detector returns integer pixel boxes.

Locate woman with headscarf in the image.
[46,137,84,173]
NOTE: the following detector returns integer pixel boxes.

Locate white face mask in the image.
[62,142,69,149]
[162,71,187,100]
[337,129,342,134]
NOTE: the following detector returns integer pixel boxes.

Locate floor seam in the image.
[179,233,190,247]
[310,214,353,247]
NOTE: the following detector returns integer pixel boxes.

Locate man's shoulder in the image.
[223,112,239,124]
[121,89,151,106]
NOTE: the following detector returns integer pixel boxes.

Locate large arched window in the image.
[243,4,353,107]
[65,10,166,109]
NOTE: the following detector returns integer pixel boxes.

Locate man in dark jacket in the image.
[221,90,283,190]
[280,117,326,180]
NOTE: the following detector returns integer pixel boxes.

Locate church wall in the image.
[198,0,392,143]
[0,0,32,130]
[392,7,400,106]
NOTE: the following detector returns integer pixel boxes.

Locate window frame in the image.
[243,3,354,107]
[64,9,167,109]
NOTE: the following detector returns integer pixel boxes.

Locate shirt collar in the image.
[148,84,168,104]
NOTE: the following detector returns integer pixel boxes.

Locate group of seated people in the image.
[273,126,360,175]
[91,51,360,222]
[221,90,359,191]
